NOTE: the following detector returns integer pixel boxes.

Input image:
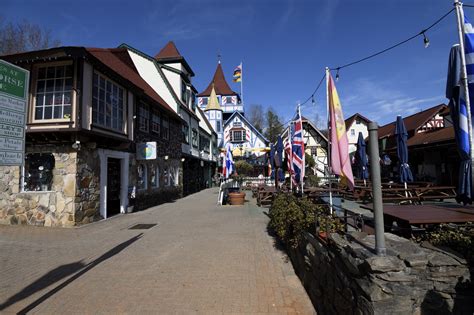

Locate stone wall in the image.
[0,147,77,227]
[289,231,474,315]
[75,146,101,224]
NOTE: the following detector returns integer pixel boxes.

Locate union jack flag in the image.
[198,97,203,106]
[284,133,295,186]
[291,107,305,185]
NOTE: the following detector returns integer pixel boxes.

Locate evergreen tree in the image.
[265,107,283,143]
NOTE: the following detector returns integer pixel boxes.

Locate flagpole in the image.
[299,104,304,194]
[240,62,244,110]
[326,67,333,214]
[455,0,474,197]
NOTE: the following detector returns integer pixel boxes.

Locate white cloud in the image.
[339,77,445,124]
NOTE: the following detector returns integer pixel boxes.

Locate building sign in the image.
[0,60,29,166]
[136,142,157,160]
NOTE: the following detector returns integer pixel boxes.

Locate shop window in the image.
[169,166,178,186]
[163,167,169,186]
[137,164,147,190]
[23,153,55,191]
[35,64,73,120]
[151,165,159,188]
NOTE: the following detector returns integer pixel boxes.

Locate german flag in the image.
[233,63,242,82]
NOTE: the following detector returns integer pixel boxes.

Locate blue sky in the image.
[2,0,467,126]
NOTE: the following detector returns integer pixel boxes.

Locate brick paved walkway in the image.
[0,188,315,314]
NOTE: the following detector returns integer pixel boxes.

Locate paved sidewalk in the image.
[0,188,315,314]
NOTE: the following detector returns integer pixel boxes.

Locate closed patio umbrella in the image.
[269,144,275,180]
[276,136,285,183]
[446,44,472,204]
[354,132,369,185]
[395,115,413,187]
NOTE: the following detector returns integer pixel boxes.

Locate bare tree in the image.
[247,104,264,134]
[0,18,60,55]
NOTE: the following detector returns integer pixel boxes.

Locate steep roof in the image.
[205,85,222,111]
[155,41,182,59]
[378,104,447,139]
[154,41,195,76]
[86,47,179,119]
[345,113,371,130]
[198,63,238,97]
[224,111,268,143]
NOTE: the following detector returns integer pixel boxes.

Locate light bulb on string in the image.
[422,31,430,48]
[311,95,315,106]
[336,68,340,81]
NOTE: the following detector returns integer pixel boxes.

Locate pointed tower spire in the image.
[205,84,222,111]
[197,63,239,97]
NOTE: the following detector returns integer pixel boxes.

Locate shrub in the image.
[269,193,343,247]
[235,160,253,176]
[418,223,473,264]
[305,175,320,187]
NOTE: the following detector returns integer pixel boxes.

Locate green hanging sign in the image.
[0,60,27,99]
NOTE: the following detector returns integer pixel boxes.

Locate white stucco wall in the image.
[127,50,177,112]
[161,67,181,103]
[346,121,369,154]
[224,116,267,157]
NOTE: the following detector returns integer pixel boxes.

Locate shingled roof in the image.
[86,47,179,119]
[378,104,447,139]
[154,41,194,76]
[198,63,238,97]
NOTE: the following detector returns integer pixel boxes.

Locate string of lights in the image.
[293,6,456,119]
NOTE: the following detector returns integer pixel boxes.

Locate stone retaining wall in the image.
[0,147,77,227]
[289,231,474,315]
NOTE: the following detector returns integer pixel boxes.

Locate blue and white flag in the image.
[464,16,474,83]
[224,143,234,179]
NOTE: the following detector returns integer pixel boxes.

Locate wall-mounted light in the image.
[181,158,185,162]
[164,155,169,160]
[72,140,81,150]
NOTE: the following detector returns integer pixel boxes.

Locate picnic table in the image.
[361,203,474,237]
[256,186,277,207]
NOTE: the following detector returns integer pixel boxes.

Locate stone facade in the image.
[289,231,474,315]
[75,146,101,224]
[0,146,78,227]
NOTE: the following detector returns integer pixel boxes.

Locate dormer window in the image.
[181,81,188,104]
[191,93,196,111]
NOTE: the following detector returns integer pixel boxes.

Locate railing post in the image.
[368,122,386,256]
